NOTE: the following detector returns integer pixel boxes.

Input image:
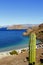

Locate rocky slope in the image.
[36,24,43,42]
[23,23,43,42]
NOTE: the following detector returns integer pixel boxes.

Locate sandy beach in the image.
[0,45,42,59]
[0,48,43,65]
[0,47,28,59]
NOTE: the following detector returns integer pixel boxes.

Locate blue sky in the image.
[0,0,43,26]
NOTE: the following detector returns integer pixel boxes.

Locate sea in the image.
[0,29,29,52]
[0,29,40,52]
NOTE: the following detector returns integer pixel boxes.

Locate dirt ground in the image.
[0,48,43,65]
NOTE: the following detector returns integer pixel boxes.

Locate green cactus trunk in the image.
[29,32,36,65]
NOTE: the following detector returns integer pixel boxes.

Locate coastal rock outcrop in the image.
[23,23,43,42]
[23,28,32,36]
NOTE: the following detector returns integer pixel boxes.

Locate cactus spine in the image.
[29,32,36,65]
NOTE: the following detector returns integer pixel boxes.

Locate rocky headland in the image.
[23,23,43,42]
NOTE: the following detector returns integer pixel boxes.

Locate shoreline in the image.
[0,47,28,59]
[0,43,43,59]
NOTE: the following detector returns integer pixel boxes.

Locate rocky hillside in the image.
[23,23,43,42]
[36,24,43,42]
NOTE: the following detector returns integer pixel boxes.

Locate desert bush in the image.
[10,50,18,55]
[21,49,26,53]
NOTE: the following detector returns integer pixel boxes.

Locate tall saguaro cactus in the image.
[29,32,36,65]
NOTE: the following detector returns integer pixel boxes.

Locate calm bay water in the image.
[0,29,40,52]
[0,30,29,52]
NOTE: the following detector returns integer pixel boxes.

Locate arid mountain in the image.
[7,25,24,29]
[0,24,38,30]
[7,24,30,30]
[7,24,38,30]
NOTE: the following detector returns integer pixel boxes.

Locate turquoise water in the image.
[0,30,29,52]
